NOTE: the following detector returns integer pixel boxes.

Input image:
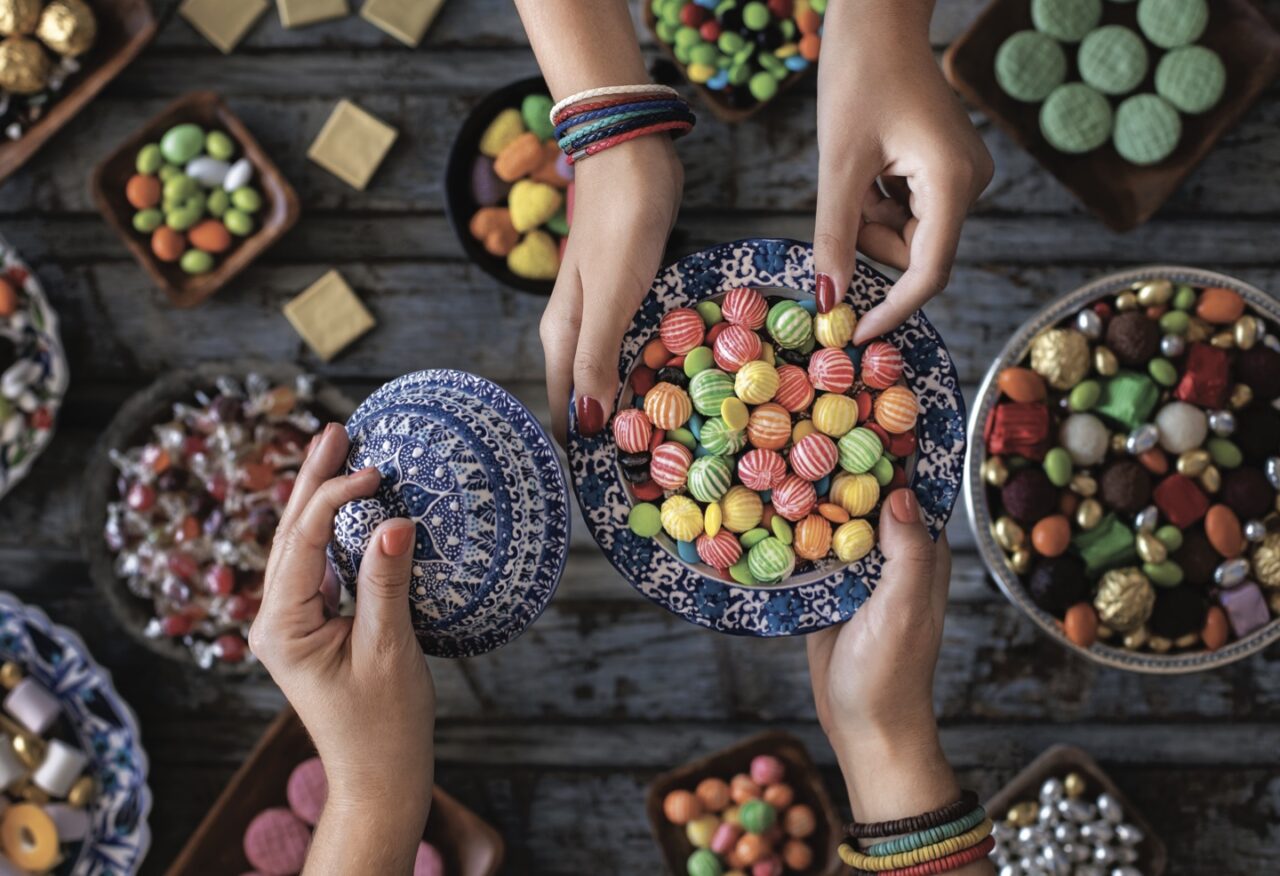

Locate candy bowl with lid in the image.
[966,266,1280,673]
[568,238,966,637]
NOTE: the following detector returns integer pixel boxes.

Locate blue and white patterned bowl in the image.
[328,370,570,658]
[0,591,150,874]
[568,239,966,637]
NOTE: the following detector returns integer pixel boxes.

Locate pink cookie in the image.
[286,757,328,826]
[243,807,311,876]
[414,841,445,876]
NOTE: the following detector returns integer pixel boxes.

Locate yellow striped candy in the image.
[661,495,704,542]
[720,485,764,533]
[721,396,749,431]
[833,518,875,563]
[643,382,693,430]
[812,392,858,437]
[705,501,722,537]
[831,472,880,518]
[734,360,779,405]
[814,303,856,349]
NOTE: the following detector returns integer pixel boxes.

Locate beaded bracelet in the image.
[558,108,694,152]
[846,836,997,876]
[549,84,679,124]
[839,819,993,871]
[847,790,980,839]
[566,120,694,165]
[552,92,677,127]
[863,807,988,857]
[554,99,688,140]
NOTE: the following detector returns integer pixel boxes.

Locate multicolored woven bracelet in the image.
[556,106,684,150]
[559,109,696,155]
[549,84,679,124]
[566,119,694,165]
[551,91,677,127]
[847,790,981,839]
[845,836,997,876]
[554,98,688,139]
[862,806,989,857]
[839,819,994,871]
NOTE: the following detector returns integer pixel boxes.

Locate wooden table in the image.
[2,1,1278,872]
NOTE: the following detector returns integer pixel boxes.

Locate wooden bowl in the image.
[90,91,300,307]
[0,0,157,184]
[644,730,844,875]
[166,707,504,875]
[943,0,1280,232]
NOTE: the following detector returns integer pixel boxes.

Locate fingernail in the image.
[381,524,414,557]
[306,435,319,456]
[815,272,837,314]
[575,395,605,436]
[889,488,919,523]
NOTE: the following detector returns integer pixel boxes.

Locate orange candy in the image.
[125,174,161,209]
[763,783,794,810]
[1202,606,1228,651]
[816,502,849,524]
[1064,602,1098,648]
[0,278,16,317]
[747,403,791,450]
[729,773,761,804]
[662,789,702,825]
[782,839,814,871]
[695,777,731,812]
[1058,492,1079,517]
[1031,515,1071,557]
[469,207,519,257]
[1196,287,1245,324]
[734,833,768,867]
[782,804,816,838]
[493,131,544,182]
[996,367,1047,403]
[529,140,568,189]
[151,226,186,262]
[188,219,232,254]
[642,338,671,370]
[1205,504,1245,558]
[1138,448,1168,475]
[873,385,918,434]
[799,32,821,61]
[795,7,821,34]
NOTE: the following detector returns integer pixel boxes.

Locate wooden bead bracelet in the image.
[844,835,997,876]
[846,789,980,839]
[862,806,988,857]
[838,819,994,871]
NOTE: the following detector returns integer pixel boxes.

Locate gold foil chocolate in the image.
[1031,328,1090,390]
[67,775,95,808]
[0,661,22,689]
[1063,772,1087,798]
[981,456,1009,488]
[0,35,50,95]
[1135,280,1173,307]
[1093,567,1155,632]
[0,0,41,36]
[36,0,97,57]
[1250,532,1280,589]
[1093,346,1119,378]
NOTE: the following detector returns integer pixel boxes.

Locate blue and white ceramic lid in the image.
[568,239,966,637]
[328,370,570,658]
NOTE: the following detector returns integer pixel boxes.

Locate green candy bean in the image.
[1208,437,1242,469]
[205,130,236,161]
[674,26,700,49]
[1159,310,1189,335]
[1148,358,1178,387]
[206,189,230,218]
[715,1,736,16]
[734,43,755,64]
[810,0,827,12]
[684,346,715,377]
[180,249,215,275]
[157,164,183,182]
[655,20,677,43]
[545,208,569,237]
[223,208,255,237]
[1069,380,1100,412]
[659,1,681,26]
[135,143,163,175]
[718,32,745,53]
[729,558,757,586]
[1043,447,1073,487]
[1172,284,1197,311]
[628,503,661,537]
[740,528,771,549]
[673,44,691,64]
[696,300,723,326]
[749,71,778,102]
[166,204,203,232]
[1155,525,1184,552]
[231,186,263,213]
[690,43,717,66]
[771,516,793,546]
[668,427,697,450]
[1143,560,1184,588]
[780,19,796,39]
[163,174,198,202]
[871,455,894,487]
[742,1,769,29]
[132,209,163,233]
[160,123,206,165]
[759,52,787,80]
[728,63,751,86]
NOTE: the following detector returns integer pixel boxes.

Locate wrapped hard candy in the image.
[807,347,854,393]
[661,495,704,541]
[660,308,706,354]
[771,474,817,521]
[721,287,768,330]
[794,514,833,561]
[690,369,737,416]
[697,529,742,569]
[860,341,904,389]
[738,448,787,492]
[814,303,856,349]
[612,409,652,454]
[789,433,838,481]
[833,518,875,562]
[747,403,792,450]
[773,364,814,412]
[650,442,693,490]
[687,455,733,503]
[720,485,764,533]
[735,360,780,405]
[644,383,693,430]
[714,324,763,372]
[874,386,918,434]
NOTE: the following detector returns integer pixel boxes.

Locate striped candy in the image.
[875,385,919,434]
[700,417,747,456]
[765,301,813,350]
[748,536,796,584]
[833,518,875,563]
[772,474,818,521]
[807,347,855,393]
[861,341,904,389]
[811,393,858,438]
[687,455,733,503]
[696,529,742,569]
[837,427,883,474]
[612,408,653,454]
[643,382,692,430]
[738,447,788,492]
[712,324,762,372]
[831,472,880,518]
[794,514,833,561]
[661,495,704,542]
[659,308,706,355]
[774,364,815,413]
[789,433,838,481]
[814,303,856,349]
[689,369,736,416]
[650,441,693,490]
[746,403,791,450]
[721,287,768,330]
[720,485,764,533]
[734,360,780,405]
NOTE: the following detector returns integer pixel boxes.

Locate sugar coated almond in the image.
[997,367,1047,403]
[1204,504,1245,558]
[1196,287,1245,324]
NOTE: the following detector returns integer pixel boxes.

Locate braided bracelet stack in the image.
[838,791,994,875]
[550,84,696,165]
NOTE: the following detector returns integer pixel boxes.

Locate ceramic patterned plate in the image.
[568,238,966,637]
[0,591,150,874]
[329,370,570,658]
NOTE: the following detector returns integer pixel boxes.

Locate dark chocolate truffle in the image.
[1221,467,1273,521]
[1233,404,1280,462]
[1105,311,1160,367]
[1000,467,1059,526]
[1099,459,1153,515]
[1028,554,1090,617]
[1148,585,1207,639]
[1174,527,1219,589]
[1235,345,1280,401]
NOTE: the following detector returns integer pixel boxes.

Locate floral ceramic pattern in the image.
[329,370,570,658]
[0,592,150,875]
[568,239,966,637]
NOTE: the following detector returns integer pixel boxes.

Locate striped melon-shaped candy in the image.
[814,303,856,349]
[831,472,880,518]
[660,495,704,542]
[811,393,858,438]
[789,433,838,482]
[687,455,733,503]
[874,385,919,434]
[748,536,796,584]
[833,518,875,563]
[861,341,904,389]
[612,408,653,454]
[699,417,746,456]
[837,427,883,474]
[643,382,692,430]
[746,403,791,450]
[659,308,706,354]
[720,485,763,533]
[772,474,818,521]
[721,287,768,330]
[774,364,815,413]
[807,347,855,393]
[794,513,833,561]
[696,529,742,569]
[765,300,813,350]
[734,360,780,405]
[712,324,762,372]
[650,441,693,490]
[688,369,736,416]
[738,447,787,492]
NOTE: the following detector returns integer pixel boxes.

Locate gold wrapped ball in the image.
[0,0,41,36]
[1250,532,1280,590]
[1093,567,1155,633]
[0,660,22,689]
[0,35,51,95]
[36,0,97,57]
[660,495,704,542]
[1063,772,1087,799]
[814,303,856,349]
[12,733,42,768]
[1030,328,1090,390]
[67,775,95,808]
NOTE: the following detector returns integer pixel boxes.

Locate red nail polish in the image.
[576,395,605,436]
[815,272,837,314]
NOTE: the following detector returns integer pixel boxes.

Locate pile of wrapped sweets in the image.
[0,0,97,140]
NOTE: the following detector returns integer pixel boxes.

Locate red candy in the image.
[706,321,730,346]
[721,287,768,330]
[738,448,788,491]
[714,324,763,372]
[612,409,653,454]
[650,442,693,490]
[630,365,656,396]
[860,341,904,389]
[854,390,873,423]
[788,433,838,481]
[631,480,663,501]
[1173,343,1231,409]
[771,475,817,521]
[697,530,743,569]
[807,347,854,393]
[984,402,1051,461]
[1154,474,1210,529]
[887,430,917,458]
[659,307,706,354]
[773,364,814,413]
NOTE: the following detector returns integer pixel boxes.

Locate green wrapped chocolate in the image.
[995,30,1068,102]
[1113,93,1182,166]
[687,455,733,503]
[688,369,736,416]
[1095,371,1160,430]
[1073,513,1138,577]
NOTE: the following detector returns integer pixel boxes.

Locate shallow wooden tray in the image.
[166,706,505,875]
[943,0,1280,231]
[90,91,300,307]
[0,0,157,184]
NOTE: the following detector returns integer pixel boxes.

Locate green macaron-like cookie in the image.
[1113,93,1182,165]
[1078,25,1149,96]
[995,30,1068,102]
[1137,0,1209,49]
[1031,0,1103,42]
[1155,45,1226,113]
[1040,83,1114,154]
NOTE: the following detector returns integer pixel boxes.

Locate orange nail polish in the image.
[889,488,919,523]
[382,525,414,556]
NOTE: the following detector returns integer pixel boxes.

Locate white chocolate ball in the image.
[1059,413,1109,467]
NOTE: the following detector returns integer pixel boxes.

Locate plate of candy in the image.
[568,238,966,637]
[0,591,150,875]
[83,362,353,673]
[967,266,1280,673]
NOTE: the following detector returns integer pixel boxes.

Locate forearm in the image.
[304,794,431,876]
[828,0,933,41]
[513,0,650,99]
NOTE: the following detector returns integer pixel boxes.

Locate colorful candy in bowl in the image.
[569,239,965,637]
[967,267,1280,672]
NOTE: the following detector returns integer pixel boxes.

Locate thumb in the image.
[813,150,881,314]
[872,489,936,615]
[572,278,635,438]
[353,518,417,652]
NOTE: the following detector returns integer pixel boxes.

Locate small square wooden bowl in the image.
[986,744,1167,876]
[0,0,157,184]
[165,707,505,875]
[943,0,1280,231]
[645,731,844,875]
[91,91,300,307]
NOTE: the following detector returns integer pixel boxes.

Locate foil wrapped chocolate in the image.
[0,35,50,95]
[1251,531,1280,589]
[0,0,42,37]
[36,0,96,57]
[1030,328,1091,390]
[1093,567,1155,632]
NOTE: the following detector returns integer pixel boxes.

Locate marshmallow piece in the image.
[43,804,89,842]
[0,739,25,791]
[32,740,87,798]
[223,157,255,192]
[186,157,231,189]
[4,679,60,736]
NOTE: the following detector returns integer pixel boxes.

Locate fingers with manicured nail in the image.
[353,518,417,654]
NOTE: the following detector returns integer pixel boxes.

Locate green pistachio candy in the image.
[668,427,697,451]
[157,164,183,182]
[871,454,894,487]
[728,62,751,86]
[163,174,198,202]
[743,1,769,29]
[205,130,236,161]
[690,43,718,66]
[759,51,787,80]
[749,71,779,101]
[718,32,745,54]
[729,558,757,586]
[740,527,771,549]
[1154,524,1184,552]
[1069,380,1101,412]
[166,203,203,232]
[1143,560,1184,587]
[160,123,206,165]
[1159,310,1190,334]
[231,186,263,213]
[135,143,163,175]
[180,249,215,275]
[1172,284,1197,310]
[628,502,662,537]
[1043,447,1074,487]
[207,189,231,217]
[132,209,163,233]
[1148,357,1178,386]
[771,516,793,545]
[1207,437,1242,469]
[223,208,255,237]
[684,346,715,378]
[655,19,677,43]
[696,300,723,326]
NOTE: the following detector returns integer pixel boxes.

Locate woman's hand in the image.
[542,135,683,443]
[813,0,992,342]
[250,423,435,873]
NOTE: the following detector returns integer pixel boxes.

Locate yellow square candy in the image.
[307,100,399,190]
[277,0,349,29]
[180,0,269,53]
[360,0,444,47]
[283,270,375,361]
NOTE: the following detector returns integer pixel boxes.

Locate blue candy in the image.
[760,489,772,503]
[695,444,712,458]
[798,298,818,314]
[815,474,831,497]
[707,70,730,91]
[845,344,865,372]
[677,539,701,563]
[689,412,705,439]
[784,55,810,72]
[633,395,645,409]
